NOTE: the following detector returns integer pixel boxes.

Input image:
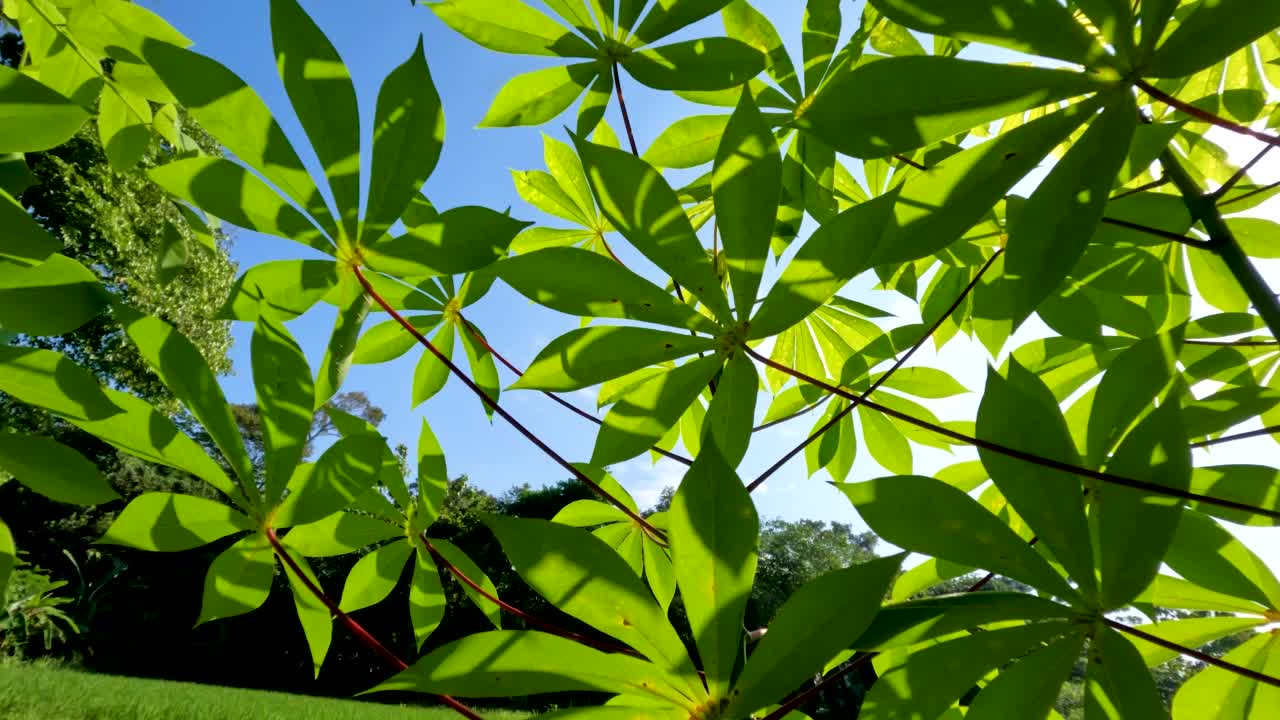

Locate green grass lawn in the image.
[0,662,532,720]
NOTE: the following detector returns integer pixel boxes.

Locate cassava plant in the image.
[2,0,1280,718]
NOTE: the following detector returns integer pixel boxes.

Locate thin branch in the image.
[457,315,693,466]
[419,535,643,659]
[1137,79,1280,149]
[893,153,928,171]
[1219,179,1280,209]
[1214,145,1274,199]
[1100,216,1209,247]
[264,529,484,720]
[1110,175,1170,200]
[353,266,668,545]
[743,346,1280,520]
[966,538,1039,592]
[1191,425,1280,449]
[1183,339,1278,347]
[752,395,832,433]
[1105,618,1280,689]
[746,250,1003,493]
[760,653,876,720]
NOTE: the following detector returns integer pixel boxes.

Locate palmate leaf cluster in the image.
[2,0,1280,718]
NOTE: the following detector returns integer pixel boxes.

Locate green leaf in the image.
[458,320,500,419]
[1164,511,1280,611]
[872,367,968,398]
[155,221,189,286]
[116,303,257,500]
[0,254,108,336]
[285,511,401,557]
[573,134,733,323]
[873,0,1109,66]
[668,444,758,699]
[352,316,441,366]
[480,62,598,128]
[222,260,339,321]
[1148,1,1280,78]
[363,37,444,245]
[415,419,449,525]
[426,0,597,57]
[339,540,411,613]
[722,0,802,101]
[513,169,590,224]
[1172,632,1278,718]
[856,592,1077,650]
[252,311,314,505]
[0,433,119,505]
[364,206,529,278]
[99,493,253,551]
[1134,574,1270,616]
[801,0,841,94]
[576,67,613,137]
[410,548,447,648]
[412,322,455,407]
[275,434,385,528]
[97,85,151,172]
[430,537,502,628]
[631,0,737,46]
[0,520,14,596]
[280,543,332,678]
[798,57,1102,158]
[517,326,714,393]
[1188,244,1250,312]
[1084,627,1167,719]
[715,91,780,321]
[543,134,596,222]
[271,0,361,243]
[0,188,58,265]
[622,38,763,91]
[749,193,893,339]
[0,65,90,153]
[1085,328,1181,467]
[728,555,903,717]
[499,248,720,334]
[370,630,691,706]
[860,623,1079,720]
[644,115,731,169]
[1226,217,1280,259]
[1006,94,1137,325]
[1096,401,1189,609]
[976,360,1097,603]
[701,352,758,469]
[966,632,1086,720]
[838,476,1078,601]
[148,158,332,254]
[871,98,1101,267]
[591,355,723,466]
[553,499,629,527]
[484,514,703,696]
[0,347,239,499]
[197,533,275,624]
[1187,465,1280,527]
[143,40,336,240]
[314,274,372,409]
[858,405,912,475]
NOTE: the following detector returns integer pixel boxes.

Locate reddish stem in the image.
[353,266,668,544]
[743,346,1280,520]
[747,250,1002,493]
[1137,79,1280,149]
[264,528,483,720]
[457,315,692,467]
[419,535,642,658]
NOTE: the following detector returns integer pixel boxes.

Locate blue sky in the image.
[138,1,1280,570]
